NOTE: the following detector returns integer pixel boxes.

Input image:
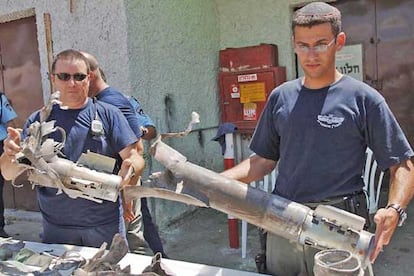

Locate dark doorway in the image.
[333,0,414,147]
[0,15,44,211]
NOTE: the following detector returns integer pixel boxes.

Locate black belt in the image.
[304,190,364,209]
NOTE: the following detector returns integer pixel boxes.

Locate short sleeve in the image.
[0,94,17,124]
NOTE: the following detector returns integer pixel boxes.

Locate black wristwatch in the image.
[386,203,407,227]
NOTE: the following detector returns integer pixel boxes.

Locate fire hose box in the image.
[218,67,286,133]
[219,43,279,72]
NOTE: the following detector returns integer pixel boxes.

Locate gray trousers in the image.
[125,199,152,255]
[265,192,374,276]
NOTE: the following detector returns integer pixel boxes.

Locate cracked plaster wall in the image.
[124,0,222,228]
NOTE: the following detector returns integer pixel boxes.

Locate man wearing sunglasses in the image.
[221,2,414,276]
[81,51,166,257]
[1,49,145,248]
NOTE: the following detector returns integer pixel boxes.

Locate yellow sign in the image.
[240,82,266,103]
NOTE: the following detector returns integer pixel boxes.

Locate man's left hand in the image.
[119,159,138,222]
[118,159,136,189]
[123,200,135,222]
[370,207,399,262]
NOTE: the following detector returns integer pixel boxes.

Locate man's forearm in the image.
[387,159,414,208]
[131,147,145,181]
[221,155,277,184]
[220,159,253,183]
[129,155,144,186]
[119,142,145,186]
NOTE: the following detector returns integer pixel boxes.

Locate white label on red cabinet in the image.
[238,74,257,82]
[243,103,257,120]
[230,84,240,98]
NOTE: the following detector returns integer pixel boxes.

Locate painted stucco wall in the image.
[124,0,221,165]
[0,0,131,101]
[124,0,223,227]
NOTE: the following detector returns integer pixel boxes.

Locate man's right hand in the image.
[3,127,22,159]
[0,127,23,181]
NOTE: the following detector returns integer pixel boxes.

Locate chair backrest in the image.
[242,164,278,258]
[253,148,384,215]
[253,166,278,193]
[363,148,385,214]
[242,151,383,258]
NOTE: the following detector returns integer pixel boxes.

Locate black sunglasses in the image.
[54,73,88,82]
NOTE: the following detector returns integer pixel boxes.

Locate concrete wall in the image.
[124,0,223,226]
[124,0,222,167]
[216,0,315,82]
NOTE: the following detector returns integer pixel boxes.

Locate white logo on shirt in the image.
[317,114,344,128]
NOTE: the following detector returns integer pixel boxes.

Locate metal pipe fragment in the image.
[125,140,375,267]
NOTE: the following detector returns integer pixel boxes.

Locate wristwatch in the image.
[140,126,148,136]
[386,203,407,227]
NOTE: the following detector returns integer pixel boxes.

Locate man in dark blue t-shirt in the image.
[1,49,145,248]
[221,2,414,276]
[82,52,165,257]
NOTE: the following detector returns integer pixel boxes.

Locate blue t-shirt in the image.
[128,96,155,128]
[23,98,137,227]
[250,76,413,203]
[95,87,143,138]
[0,93,17,141]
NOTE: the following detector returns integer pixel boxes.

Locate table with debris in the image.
[0,235,267,275]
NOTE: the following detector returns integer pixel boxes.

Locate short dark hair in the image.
[292,2,341,37]
[99,68,107,82]
[51,49,90,73]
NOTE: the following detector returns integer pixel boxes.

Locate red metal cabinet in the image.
[218,67,286,133]
[219,44,279,72]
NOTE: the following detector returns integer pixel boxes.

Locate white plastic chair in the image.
[363,148,384,214]
[241,167,278,258]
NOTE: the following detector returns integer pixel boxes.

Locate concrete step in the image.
[5,208,42,223]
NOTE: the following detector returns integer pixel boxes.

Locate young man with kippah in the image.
[222,2,414,275]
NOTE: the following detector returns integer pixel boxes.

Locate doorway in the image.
[333,0,414,147]
[0,15,44,211]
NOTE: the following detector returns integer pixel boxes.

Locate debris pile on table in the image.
[0,234,172,275]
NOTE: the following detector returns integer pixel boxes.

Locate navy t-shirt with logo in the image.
[250,75,413,203]
[23,98,137,227]
[95,87,143,138]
